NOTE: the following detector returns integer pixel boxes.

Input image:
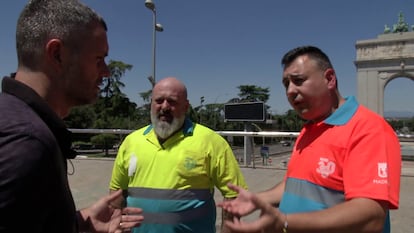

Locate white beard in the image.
[151,113,186,140]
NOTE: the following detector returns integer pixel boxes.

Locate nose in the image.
[160,100,171,110]
[286,82,297,97]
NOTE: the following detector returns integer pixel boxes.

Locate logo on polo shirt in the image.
[377,162,388,178]
[373,162,388,184]
[184,157,197,170]
[316,157,336,178]
[128,154,137,177]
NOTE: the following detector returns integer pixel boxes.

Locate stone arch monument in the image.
[355,31,414,116]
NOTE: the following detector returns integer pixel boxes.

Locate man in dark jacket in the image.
[0,1,143,232]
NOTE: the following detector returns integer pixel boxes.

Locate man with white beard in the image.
[109,77,247,233]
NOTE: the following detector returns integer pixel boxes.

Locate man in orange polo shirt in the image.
[219,46,401,233]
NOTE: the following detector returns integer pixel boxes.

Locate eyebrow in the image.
[283,73,305,79]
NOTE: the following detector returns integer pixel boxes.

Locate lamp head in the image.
[155,23,164,32]
[145,0,155,10]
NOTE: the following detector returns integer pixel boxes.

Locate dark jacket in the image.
[0,76,78,233]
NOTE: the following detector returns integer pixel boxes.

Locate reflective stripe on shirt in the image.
[127,187,214,224]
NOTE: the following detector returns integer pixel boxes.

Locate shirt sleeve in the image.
[211,140,248,198]
[343,118,401,209]
[109,140,130,191]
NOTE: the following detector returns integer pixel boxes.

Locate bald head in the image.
[153,77,188,99]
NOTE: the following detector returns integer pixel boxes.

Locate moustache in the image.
[158,109,172,117]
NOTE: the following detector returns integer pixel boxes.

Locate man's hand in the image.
[223,191,283,233]
[217,183,257,217]
[78,190,144,233]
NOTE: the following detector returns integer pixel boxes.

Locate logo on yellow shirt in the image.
[184,157,197,170]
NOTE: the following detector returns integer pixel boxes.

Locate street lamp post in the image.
[145,0,163,86]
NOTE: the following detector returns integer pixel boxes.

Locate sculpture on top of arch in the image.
[384,12,413,34]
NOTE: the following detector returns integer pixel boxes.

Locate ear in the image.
[45,39,63,68]
[324,68,337,90]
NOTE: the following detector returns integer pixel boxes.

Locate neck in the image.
[314,93,346,123]
[14,70,70,118]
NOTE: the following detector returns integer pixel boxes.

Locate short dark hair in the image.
[281,46,333,71]
[16,0,107,70]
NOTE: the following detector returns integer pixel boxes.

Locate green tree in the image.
[101,60,132,98]
[196,103,225,130]
[93,95,139,129]
[409,117,414,132]
[236,85,271,131]
[96,60,141,129]
[65,59,141,131]
[277,109,303,131]
[90,134,118,156]
[64,105,97,143]
[139,90,152,103]
[237,85,270,102]
[136,89,153,127]
[187,104,199,123]
[64,105,96,128]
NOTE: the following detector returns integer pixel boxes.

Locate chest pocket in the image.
[176,150,208,179]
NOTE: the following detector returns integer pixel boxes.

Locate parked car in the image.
[280,140,291,146]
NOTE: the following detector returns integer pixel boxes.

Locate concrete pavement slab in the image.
[68,158,414,233]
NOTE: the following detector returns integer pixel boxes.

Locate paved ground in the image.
[68,152,414,233]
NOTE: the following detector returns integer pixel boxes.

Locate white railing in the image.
[68,128,413,165]
[69,128,300,166]
[69,128,413,139]
[69,128,134,134]
[69,128,301,137]
[216,131,299,137]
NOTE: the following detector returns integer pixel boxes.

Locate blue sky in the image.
[1,0,413,116]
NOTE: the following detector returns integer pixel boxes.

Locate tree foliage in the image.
[90,134,119,156]
[101,60,132,98]
[64,60,411,151]
[237,85,270,102]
